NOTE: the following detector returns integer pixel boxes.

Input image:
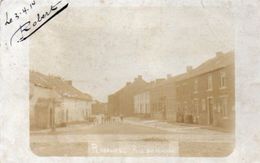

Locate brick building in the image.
[133,75,179,122]
[108,93,119,116]
[92,101,108,115]
[108,75,147,116]
[175,51,235,129]
[149,77,178,122]
[133,83,152,118]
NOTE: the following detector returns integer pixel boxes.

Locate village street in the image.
[30,118,234,157]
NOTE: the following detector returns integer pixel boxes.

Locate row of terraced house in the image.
[108,51,235,129]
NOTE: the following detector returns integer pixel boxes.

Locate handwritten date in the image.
[5,0,36,26]
[10,1,68,46]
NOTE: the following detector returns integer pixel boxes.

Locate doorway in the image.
[207,97,214,125]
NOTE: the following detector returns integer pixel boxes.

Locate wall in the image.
[150,80,178,122]
[134,91,150,115]
[62,98,92,123]
[30,84,55,128]
[92,102,108,115]
[176,64,235,129]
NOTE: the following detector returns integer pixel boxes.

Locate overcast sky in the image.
[30,6,234,102]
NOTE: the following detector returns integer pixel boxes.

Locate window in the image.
[220,72,226,88]
[207,75,213,90]
[194,79,198,93]
[220,97,228,117]
[194,99,199,114]
[201,99,206,111]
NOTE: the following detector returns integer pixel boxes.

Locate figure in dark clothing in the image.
[120,115,124,122]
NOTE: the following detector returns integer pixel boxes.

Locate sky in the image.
[30,6,234,102]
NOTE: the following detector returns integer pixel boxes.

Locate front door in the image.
[49,107,53,128]
[207,98,214,125]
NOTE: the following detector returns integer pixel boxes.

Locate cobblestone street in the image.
[30,118,234,156]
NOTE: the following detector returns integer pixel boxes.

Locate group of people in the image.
[92,114,124,125]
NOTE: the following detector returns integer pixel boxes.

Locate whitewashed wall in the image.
[62,98,92,122]
[134,92,150,114]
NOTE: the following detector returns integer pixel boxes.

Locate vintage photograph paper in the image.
[1,0,260,162]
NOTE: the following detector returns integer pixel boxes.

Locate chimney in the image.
[186,66,193,73]
[134,75,143,81]
[126,82,131,86]
[65,80,72,85]
[216,51,224,58]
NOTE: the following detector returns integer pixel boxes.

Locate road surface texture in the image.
[30,119,234,157]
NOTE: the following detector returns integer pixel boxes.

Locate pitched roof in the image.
[176,51,234,81]
[34,98,51,109]
[30,71,50,88]
[111,76,148,95]
[30,71,92,101]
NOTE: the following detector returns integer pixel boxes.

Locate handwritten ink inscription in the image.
[5,0,36,26]
[4,0,68,46]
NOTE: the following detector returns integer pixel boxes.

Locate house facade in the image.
[108,93,119,116]
[146,76,178,122]
[134,91,150,117]
[108,75,147,116]
[30,71,93,129]
[133,75,179,122]
[30,73,63,129]
[61,97,92,123]
[92,101,108,115]
[176,51,235,129]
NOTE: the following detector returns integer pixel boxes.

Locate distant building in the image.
[135,75,180,122]
[149,77,179,122]
[175,51,235,129]
[30,71,93,129]
[92,101,108,115]
[108,93,119,116]
[134,89,150,117]
[133,75,179,122]
[108,51,235,129]
[108,75,147,116]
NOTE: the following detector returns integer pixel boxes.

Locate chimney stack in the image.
[126,82,131,86]
[135,75,143,81]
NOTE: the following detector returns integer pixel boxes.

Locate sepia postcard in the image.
[1,0,260,162]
